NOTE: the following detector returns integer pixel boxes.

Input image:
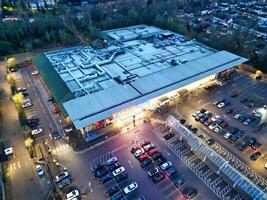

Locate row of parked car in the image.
[131,140,198,199]
[192,108,263,161]
[91,156,142,200]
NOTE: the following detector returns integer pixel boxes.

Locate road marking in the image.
[88,181,93,192]
[13,163,16,170]
[17,161,21,169]
[163,149,171,156]
[128,160,134,168]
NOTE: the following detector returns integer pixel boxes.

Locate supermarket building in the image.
[33,25,248,134]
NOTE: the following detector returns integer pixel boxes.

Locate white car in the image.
[55,171,69,183]
[123,182,138,194]
[105,156,118,166]
[143,143,155,152]
[160,161,172,170]
[223,132,231,139]
[192,111,200,117]
[134,148,145,157]
[17,87,27,92]
[112,166,125,177]
[66,189,79,200]
[211,115,220,122]
[22,102,33,108]
[208,122,218,130]
[36,165,44,176]
[253,110,262,118]
[31,128,43,135]
[234,114,241,119]
[217,102,225,108]
[31,70,39,75]
[213,126,222,133]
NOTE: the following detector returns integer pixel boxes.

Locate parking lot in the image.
[172,71,267,182]
[56,123,219,200]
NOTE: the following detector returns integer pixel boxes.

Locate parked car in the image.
[226,108,234,114]
[108,162,121,172]
[237,142,248,152]
[213,98,224,105]
[114,172,128,182]
[164,133,175,140]
[106,186,119,197]
[94,167,108,178]
[223,132,232,139]
[58,178,71,189]
[31,127,43,135]
[148,148,158,156]
[174,177,185,188]
[208,122,218,130]
[183,187,198,199]
[140,140,150,147]
[243,117,252,126]
[206,139,215,145]
[123,182,138,194]
[217,101,230,108]
[164,166,177,177]
[99,173,112,184]
[143,143,155,152]
[106,157,118,166]
[138,154,148,162]
[155,157,167,166]
[251,141,262,150]
[160,161,172,170]
[250,152,262,161]
[112,166,125,177]
[134,149,145,157]
[130,146,141,154]
[66,189,79,200]
[192,111,200,118]
[141,158,152,168]
[151,152,163,161]
[110,192,123,200]
[31,70,39,75]
[17,87,27,92]
[52,131,61,140]
[152,172,165,183]
[36,165,44,176]
[148,167,159,177]
[55,171,69,183]
[213,126,222,133]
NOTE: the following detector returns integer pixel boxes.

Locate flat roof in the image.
[42,25,248,129]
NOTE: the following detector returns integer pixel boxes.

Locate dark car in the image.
[164,133,175,140]
[174,178,185,188]
[141,158,152,168]
[246,136,256,146]
[228,135,238,143]
[92,163,105,172]
[229,127,239,134]
[106,186,119,197]
[234,130,245,139]
[94,167,108,178]
[251,141,262,150]
[200,108,206,113]
[52,131,61,140]
[155,157,167,166]
[240,97,248,103]
[151,152,163,161]
[99,173,112,184]
[152,172,165,183]
[180,119,186,124]
[47,96,54,102]
[114,172,128,182]
[183,187,198,199]
[22,92,29,97]
[148,167,159,177]
[226,108,234,114]
[108,162,121,171]
[206,139,215,145]
[164,166,177,177]
[250,152,261,161]
[26,118,39,128]
[191,127,198,134]
[110,192,124,200]
[195,113,204,121]
[58,178,71,189]
[237,142,248,152]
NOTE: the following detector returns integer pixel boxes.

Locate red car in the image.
[140,140,150,147]
[53,107,61,114]
[138,154,148,162]
[148,148,158,156]
[204,119,212,126]
[130,146,141,154]
[220,122,227,128]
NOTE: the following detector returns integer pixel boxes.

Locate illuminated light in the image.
[56,147,59,152]
[52,150,56,154]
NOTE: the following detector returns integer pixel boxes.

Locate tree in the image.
[6,57,16,69]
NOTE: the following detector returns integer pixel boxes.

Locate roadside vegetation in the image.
[0,0,266,72]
